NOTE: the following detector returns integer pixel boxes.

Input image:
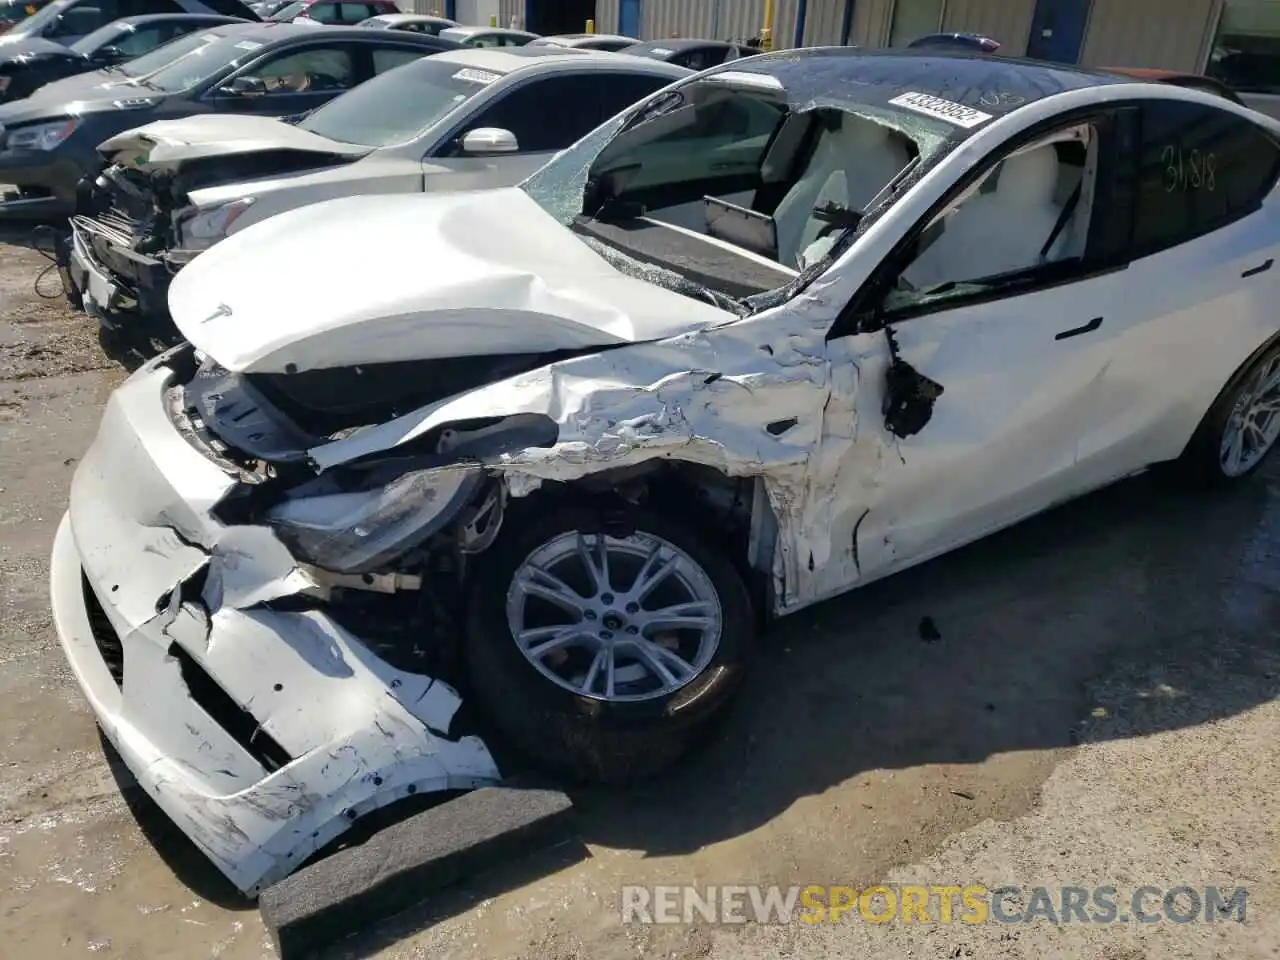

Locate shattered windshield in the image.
[299,58,498,147]
[520,64,954,308]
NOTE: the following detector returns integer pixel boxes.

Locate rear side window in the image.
[369,44,423,74]
[338,2,372,20]
[1131,99,1280,255]
[306,1,339,21]
[465,72,670,153]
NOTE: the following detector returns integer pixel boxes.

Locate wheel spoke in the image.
[1256,360,1280,398]
[630,544,677,602]
[518,565,586,614]
[641,600,715,633]
[576,533,611,594]
[1223,425,1246,474]
[632,640,695,689]
[519,626,583,661]
[581,647,607,694]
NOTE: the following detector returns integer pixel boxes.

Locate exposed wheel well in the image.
[501,461,774,617]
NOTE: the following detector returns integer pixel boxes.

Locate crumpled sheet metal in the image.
[63,363,499,895]
[311,273,883,611]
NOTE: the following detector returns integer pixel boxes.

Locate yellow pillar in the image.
[586,18,595,32]
[489,13,497,26]
[761,0,775,50]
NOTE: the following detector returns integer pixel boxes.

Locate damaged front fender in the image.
[307,312,852,609]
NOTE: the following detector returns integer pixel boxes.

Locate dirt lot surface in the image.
[0,232,1276,960]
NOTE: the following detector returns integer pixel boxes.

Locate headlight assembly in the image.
[178,197,255,250]
[266,466,483,574]
[5,117,79,151]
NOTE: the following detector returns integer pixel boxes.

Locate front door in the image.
[810,116,1126,599]
[1025,0,1091,63]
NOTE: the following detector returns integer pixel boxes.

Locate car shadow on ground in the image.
[96,318,184,371]
[322,463,1280,956]
[98,730,258,911]
[571,465,1280,856]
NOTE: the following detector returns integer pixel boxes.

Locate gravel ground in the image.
[0,230,1275,960]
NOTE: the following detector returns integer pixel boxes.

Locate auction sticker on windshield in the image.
[888,91,992,128]
[453,68,501,85]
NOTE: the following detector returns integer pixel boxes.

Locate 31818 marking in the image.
[1161,145,1216,192]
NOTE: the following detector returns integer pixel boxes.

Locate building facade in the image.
[586,0,1278,86]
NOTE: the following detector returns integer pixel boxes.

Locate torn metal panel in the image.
[52,360,500,896]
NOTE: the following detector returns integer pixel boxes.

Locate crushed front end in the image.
[49,345,502,896]
[67,164,189,323]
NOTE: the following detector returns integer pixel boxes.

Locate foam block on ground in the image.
[259,783,576,958]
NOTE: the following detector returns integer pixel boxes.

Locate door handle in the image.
[1054,316,1103,340]
[1242,258,1273,278]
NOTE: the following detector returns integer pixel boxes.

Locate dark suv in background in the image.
[0,13,245,102]
[0,0,258,48]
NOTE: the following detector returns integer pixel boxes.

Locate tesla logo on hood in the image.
[203,303,232,323]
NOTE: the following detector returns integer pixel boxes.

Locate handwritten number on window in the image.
[1161,144,1217,192]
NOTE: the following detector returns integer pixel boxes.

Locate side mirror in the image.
[217,75,268,98]
[458,126,518,156]
[92,45,125,65]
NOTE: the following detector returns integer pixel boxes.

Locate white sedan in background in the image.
[68,46,689,323]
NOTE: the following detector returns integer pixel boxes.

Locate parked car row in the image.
[68,44,689,318]
[0,21,462,215]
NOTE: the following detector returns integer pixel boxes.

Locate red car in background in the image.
[268,0,396,26]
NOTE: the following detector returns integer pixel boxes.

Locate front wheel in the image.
[465,504,756,783]
[1179,339,1280,484]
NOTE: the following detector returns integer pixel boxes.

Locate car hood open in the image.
[168,187,737,374]
[98,113,370,168]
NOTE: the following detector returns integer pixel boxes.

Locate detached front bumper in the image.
[49,352,500,896]
[68,216,184,325]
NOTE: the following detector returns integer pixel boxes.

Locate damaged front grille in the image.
[168,642,292,773]
[82,573,124,688]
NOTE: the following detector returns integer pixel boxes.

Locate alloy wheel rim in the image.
[505,530,723,702]
[1221,353,1280,477]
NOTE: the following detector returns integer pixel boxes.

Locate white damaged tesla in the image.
[51,48,1280,893]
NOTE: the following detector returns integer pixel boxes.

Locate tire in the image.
[1176,336,1280,485]
[464,503,756,784]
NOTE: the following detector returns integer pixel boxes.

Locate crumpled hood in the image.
[98,113,370,167]
[168,187,737,374]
